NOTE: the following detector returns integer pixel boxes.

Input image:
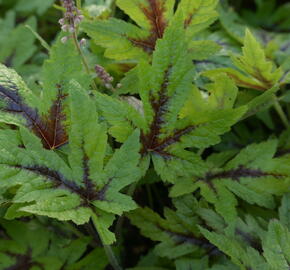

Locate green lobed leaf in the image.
[96,19,246,187]
[0,81,141,244]
[0,13,37,73]
[82,0,218,62]
[204,29,283,91]
[0,218,107,270]
[128,195,215,259]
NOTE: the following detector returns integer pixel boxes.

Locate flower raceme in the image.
[59,0,84,43]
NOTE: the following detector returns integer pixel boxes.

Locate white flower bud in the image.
[61,36,68,44]
[69,26,75,33]
[61,25,69,32]
[58,18,65,25]
[80,38,87,47]
[105,83,112,89]
[74,18,81,25]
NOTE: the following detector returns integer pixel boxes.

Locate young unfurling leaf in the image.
[204,29,283,91]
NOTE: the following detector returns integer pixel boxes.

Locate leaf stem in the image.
[114,183,137,239]
[146,184,154,208]
[92,215,123,270]
[110,0,117,16]
[273,97,289,129]
[103,244,122,270]
[66,222,85,239]
[72,31,98,91]
[53,4,66,11]
[25,25,50,52]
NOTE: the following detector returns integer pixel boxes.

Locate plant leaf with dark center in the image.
[0,219,106,270]
[0,65,68,150]
[171,140,290,223]
[37,85,68,149]
[81,0,218,61]
[203,29,283,91]
[95,20,246,185]
[127,196,218,260]
[0,82,141,245]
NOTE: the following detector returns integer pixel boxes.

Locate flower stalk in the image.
[59,0,98,91]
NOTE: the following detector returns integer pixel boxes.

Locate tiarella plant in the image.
[0,0,290,269]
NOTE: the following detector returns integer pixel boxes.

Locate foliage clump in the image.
[0,0,289,269]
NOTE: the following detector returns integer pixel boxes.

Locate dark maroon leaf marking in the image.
[164,229,215,250]
[0,83,68,150]
[11,164,109,206]
[40,84,68,149]
[128,0,167,53]
[202,166,268,182]
[199,165,286,190]
[184,12,195,28]
[275,148,290,157]
[4,51,15,68]
[236,229,262,253]
[140,70,169,154]
[5,250,44,270]
[140,67,196,158]
[82,157,97,202]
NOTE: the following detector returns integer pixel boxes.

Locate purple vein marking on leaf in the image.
[184,10,196,28]
[41,84,68,150]
[140,67,197,159]
[81,141,112,203]
[11,165,97,206]
[96,178,113,201]
[5,249,44,270]
[13,165,87,195]
[183,2,215,29]
[82,155,98,202]
[252,67,274,89]
[10,163,113,206]
[165,229,214,248]
[0,84,68,150]
[161,227,220,255]
[141,67,170,155]
[127,37,156,53]
[275,148,290,157]
[204,166,267,182]
[152,125,197,152]
[193,59,229,68]
[0,84,52,148]
[144,0,167,39]
[235,229,262,253]
[127,0,167,53]
[0,226,11,240]
[199,165,286,191]
[4,51,16,68]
